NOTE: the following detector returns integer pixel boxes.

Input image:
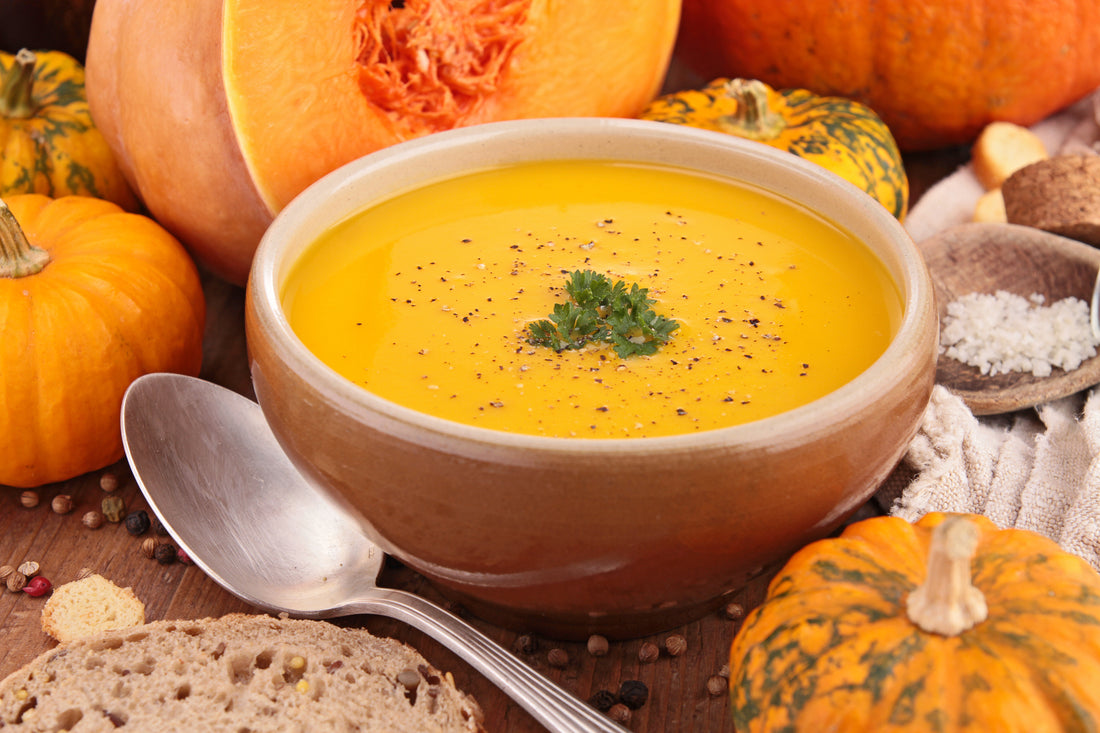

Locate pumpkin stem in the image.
[0,48,38,119]
[0,198,50,278]
[716,78,788,142]
[905,516,988,636]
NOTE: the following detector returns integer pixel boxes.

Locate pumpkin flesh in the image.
[730,513,1100,732]
[86,0,682,285]
[0,195,205,488]
[675,0,1100,151]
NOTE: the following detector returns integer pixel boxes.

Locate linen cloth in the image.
[877,385,1100,571]
[877,90,1100,570]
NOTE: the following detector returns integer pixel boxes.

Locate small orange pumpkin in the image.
[0,194,205,487]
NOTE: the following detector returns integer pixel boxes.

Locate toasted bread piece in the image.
[40,574,146,643]
[972,187,1007,223]
[971,121,1049,190]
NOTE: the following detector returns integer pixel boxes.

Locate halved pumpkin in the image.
[85,0,682,285]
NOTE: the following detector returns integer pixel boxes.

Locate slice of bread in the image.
[40,574,146,643]
[1,613,485,732]
[972,187,1007,223]
[971,121,1049,190]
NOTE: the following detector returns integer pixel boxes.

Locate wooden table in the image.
[0,147,966,731]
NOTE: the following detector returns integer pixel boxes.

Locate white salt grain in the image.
[939,290,1099,377]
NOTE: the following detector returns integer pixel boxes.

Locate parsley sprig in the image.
[526,270,679,357]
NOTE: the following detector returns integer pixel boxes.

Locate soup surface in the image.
[283,160,902,438]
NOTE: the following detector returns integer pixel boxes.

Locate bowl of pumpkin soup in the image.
[244,117,937,639]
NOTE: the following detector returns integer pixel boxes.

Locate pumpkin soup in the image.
[282,159,901,438]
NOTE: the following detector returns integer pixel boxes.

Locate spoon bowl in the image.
[918,222,1100,414]
[121,372,626,733]
[121,371,380,616]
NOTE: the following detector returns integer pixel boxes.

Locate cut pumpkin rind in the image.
[87,0,681,285]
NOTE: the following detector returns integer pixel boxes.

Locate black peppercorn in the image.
[618,679,649,710]
[153,543,177,565]
[152,518,171,537]
[589,689,616,712]
[124,510,151,536]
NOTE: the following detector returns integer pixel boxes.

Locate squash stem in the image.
[0,48,38,119]
[905,516,988,636]
[0,198,50,277]
[716,78,787,142]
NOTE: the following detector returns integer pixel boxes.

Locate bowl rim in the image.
[248,117,934,454]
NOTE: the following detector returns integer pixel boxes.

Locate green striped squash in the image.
[641,78,908,221]
[1,48,137,210]
[729,512,1100,732]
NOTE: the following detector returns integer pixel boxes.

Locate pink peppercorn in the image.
[23,576,51,597]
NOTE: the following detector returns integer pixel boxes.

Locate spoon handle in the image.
[345,588,628,733]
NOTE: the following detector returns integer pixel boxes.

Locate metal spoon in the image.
[120,372,625,733]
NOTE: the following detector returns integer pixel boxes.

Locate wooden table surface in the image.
[0,148,967,731]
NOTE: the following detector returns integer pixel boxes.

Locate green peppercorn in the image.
[618,679,649,710]
[124,510,151,536]
[101,495,126,523]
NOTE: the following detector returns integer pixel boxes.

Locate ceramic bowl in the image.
[245,118,937,639]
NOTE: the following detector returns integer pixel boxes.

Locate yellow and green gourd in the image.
[0,48,137,210]
[728,512,1100,731]
[641,78,909,221]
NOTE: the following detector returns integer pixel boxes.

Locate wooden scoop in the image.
[917,222,1100,415]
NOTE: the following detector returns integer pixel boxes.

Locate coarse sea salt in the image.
[939,290,1100,377]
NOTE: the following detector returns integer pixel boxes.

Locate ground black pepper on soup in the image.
[282,159,902,437]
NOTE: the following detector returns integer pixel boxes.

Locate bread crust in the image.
[1003,153,1100,246]
[1,614,485,732]
[971,121,1049,191]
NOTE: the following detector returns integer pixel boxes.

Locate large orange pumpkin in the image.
[675,0,1100,152]
[84,0,681,286]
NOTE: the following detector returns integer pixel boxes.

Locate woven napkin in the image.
[877,386,1100,571]
[879,89,1100,570]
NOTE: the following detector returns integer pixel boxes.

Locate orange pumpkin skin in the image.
[84,0,682,286]
[675,0,1100,152]
[729,512,1100,732]
[0,194,205,488]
